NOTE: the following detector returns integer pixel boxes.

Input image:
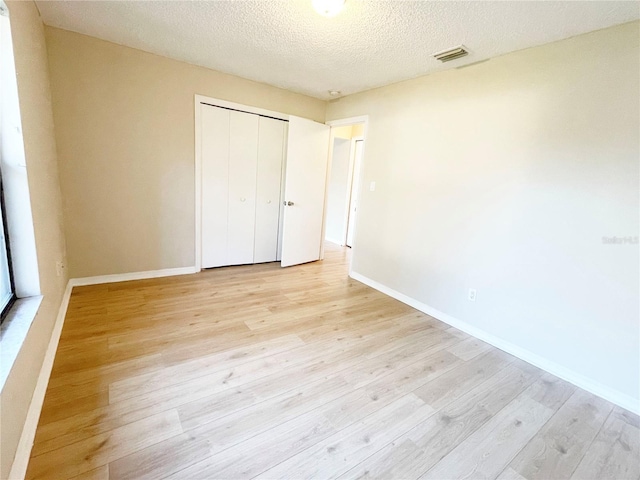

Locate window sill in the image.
[0,295,43,392]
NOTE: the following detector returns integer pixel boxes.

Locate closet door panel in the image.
[254,118,285,263]
[227,110,259,265]
[201,106,230,268]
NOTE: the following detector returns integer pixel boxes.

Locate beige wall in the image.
[330,124,364,140]
[45,27,326,278]
[1,1,68,477]
[327,22,640,405]
[332,125,353,139]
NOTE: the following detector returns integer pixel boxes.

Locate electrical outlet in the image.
[468,288,477,302]
[56,260,65,277]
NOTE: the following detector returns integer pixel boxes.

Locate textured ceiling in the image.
[36,1,639,100]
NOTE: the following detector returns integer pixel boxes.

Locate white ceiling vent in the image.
[432,45,469,63]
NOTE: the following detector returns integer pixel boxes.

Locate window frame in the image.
[0,175,16,321]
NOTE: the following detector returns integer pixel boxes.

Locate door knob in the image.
[283,201,294,206]
[267,200,272,204]
[240,197,246,202]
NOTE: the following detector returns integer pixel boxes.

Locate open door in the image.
[280,116,330,267]
[346,139,364,247]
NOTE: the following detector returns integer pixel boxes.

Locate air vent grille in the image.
[432,46,469,63]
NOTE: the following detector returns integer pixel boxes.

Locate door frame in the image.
[194,94,290,271]
[344,136,364,247]
[323,116,369,271]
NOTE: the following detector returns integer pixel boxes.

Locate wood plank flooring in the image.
[26,243,639,479]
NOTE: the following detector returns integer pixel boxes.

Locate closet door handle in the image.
[240,197,246,202]
[266,200,272,204]
[283,201,294,206]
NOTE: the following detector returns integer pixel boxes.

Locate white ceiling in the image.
[36,1,639,100]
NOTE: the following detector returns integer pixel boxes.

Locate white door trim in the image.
[195,95,289,121]
[194,95,291,271]
[195,97,203,271]
[326,115,369,127]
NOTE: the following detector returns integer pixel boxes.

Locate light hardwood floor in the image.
[27,243,639,480]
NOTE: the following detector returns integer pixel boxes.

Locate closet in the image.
[201,104,286,268]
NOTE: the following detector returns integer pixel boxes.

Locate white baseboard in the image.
[70,266,198,287]
[350,271,640,415]
[8,280,73,480]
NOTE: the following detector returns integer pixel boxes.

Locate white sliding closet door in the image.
[254,118,286,263]
[201,106,230,268]
[228,111,259,265]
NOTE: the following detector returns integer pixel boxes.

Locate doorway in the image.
[346,139,364,247]
[324,122,365,249]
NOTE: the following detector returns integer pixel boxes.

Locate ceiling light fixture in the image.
[329,90,341,97]
[312,0,345,17]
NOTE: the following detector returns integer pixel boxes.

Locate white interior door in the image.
[346,139,364,247]
[254,117,285,263]
[280,116,330,267]
[227,110,259,265]
[201,106,230,268]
